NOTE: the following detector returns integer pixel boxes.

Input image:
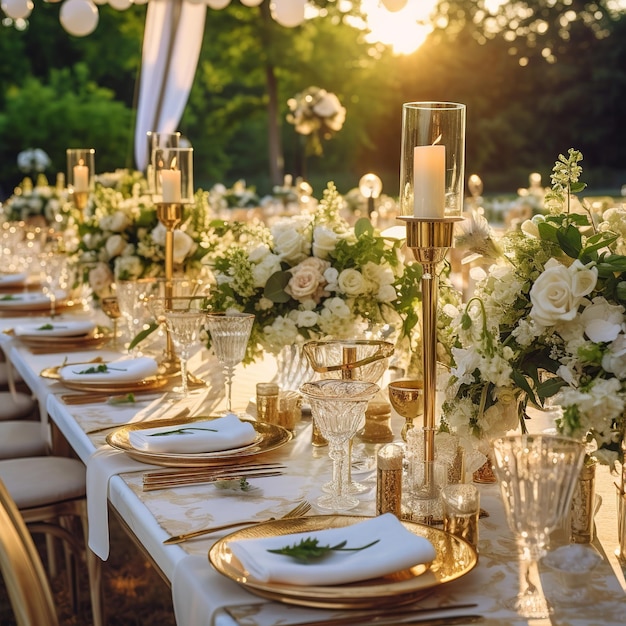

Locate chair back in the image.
[0,479,59,626]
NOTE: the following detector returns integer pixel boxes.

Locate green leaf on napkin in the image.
[147,427,218,437]
[0,294,17,301]
[72,364,127,375]
[37,323,55,330]
[107,393,136,405]
[268,537,380,563]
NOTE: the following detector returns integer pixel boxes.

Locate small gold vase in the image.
[473,454,497,484]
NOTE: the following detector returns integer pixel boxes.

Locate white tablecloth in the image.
[1,309,625,626]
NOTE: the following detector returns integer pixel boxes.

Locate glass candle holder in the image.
[146,131,181,193]
[66,148,95,193]
[399,101,466,218]
[151,147,194,203]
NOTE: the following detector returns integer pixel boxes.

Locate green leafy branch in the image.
[268,537,379,563]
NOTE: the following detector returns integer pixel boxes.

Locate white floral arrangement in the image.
[204,182,422,363]
[287,87,346,156]
[445,148,626,465]
[1,174,73,225]
[17,148,51,175]
[76,170,216,298]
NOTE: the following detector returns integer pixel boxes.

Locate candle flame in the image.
[432,135,442,146]
[171,157,177,170]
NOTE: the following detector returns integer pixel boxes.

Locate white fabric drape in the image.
[134,0,206,170]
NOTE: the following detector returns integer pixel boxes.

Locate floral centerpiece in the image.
[1,174,73,226]
[287,87,346,157]
[203,182,422,364]
[76,169,215,298]
[444,148,626,468]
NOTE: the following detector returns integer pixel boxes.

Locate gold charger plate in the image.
[209,515,477,609]
[58,375,169,394]
[18,330,109,349]
[106,415,292,467]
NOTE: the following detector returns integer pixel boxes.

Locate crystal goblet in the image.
[115,278,158,353]
[491,434,585,619]
[300,379,379,511]
[205,312,254,414]
[38,251,69,317]
[162,305,207,398]
[388,379,424,441]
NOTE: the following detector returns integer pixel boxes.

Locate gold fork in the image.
[163,500,312,545]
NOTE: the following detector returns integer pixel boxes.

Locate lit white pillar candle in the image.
[161,169,182,203]
[413,145,445,218]
[73,163,89,192]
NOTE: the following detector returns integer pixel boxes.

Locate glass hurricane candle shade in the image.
[146,132,181,193]
[151,147,194,204]
[399,102,466,218]
[66,148,95,193]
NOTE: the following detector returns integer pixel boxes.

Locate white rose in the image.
[313,91,341,118]
[377,284,397,303]
[105,234,126,258]
[581,297,625,343]
[337,268,365,296]
[150,223,167,247]
[312,226,340,259]
[88,262,114,297]
[271,218,311,264]
[293,310,318,328]
[252,253,282,288]
[109,210,131,232]
[248,244,271,264]
[529,258,597,327]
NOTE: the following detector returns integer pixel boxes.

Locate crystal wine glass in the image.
[491,434,585,619]
[101,296,121,349]
[300,379,379,511]
[205,312,254,414]
[38,251,69,317]
[162,306,207,398]
[115,278,157,353]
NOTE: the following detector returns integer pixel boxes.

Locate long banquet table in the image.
[1,308,626,626]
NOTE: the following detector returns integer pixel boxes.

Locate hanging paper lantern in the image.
[240,0,263,6]
[107,0,132,10]
[272,0,305,27]
[381,0,408,11]
[59,0,99,36]
[1,0,33,20]
[206,0,231,9]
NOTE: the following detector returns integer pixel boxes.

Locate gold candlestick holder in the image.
[399,215,462,518]
[156,202,183,375]
[72,190,88,222]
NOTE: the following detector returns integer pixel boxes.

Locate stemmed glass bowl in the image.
[491,434,585,619]
[300,379,379,511]
[38,251,69,317]
[205,312,254,414]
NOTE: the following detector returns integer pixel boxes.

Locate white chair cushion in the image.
[0,457,86,509]
[0,391,38,421]
[0,422,49,460]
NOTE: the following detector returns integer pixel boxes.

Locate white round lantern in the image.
[59,0,99,37]
[206,0,231,9]
[381,0,408,11]
[272,0,305,27]
[240,0,263,6]
[107,0,132,10]
[1,0,34,20]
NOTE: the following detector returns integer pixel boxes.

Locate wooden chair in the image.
[0,477,59,626]
[0,457,103,626]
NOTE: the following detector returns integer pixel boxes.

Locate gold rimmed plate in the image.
[209,515,477,609]
[59,376,169,394]
[106,415,292,467]
[18,330,109,349]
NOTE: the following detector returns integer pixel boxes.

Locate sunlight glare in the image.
[363,0,437,55]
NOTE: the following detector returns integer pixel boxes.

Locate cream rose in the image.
[529,258,597,327]
[580,297,625,343]
[337,268,365,296]
[285,258,330,302]
[271,219,311,264]
[312,226,339,259]
[172,230,194,264]
[252,253,282,289]
[105,234,126,258]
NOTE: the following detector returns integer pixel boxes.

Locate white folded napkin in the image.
[59,356,159,383]
[0,272,28,286]
[0,290,62,308]
[128,413,257,454]
[227,513,437,586]
[15,319,96,337]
